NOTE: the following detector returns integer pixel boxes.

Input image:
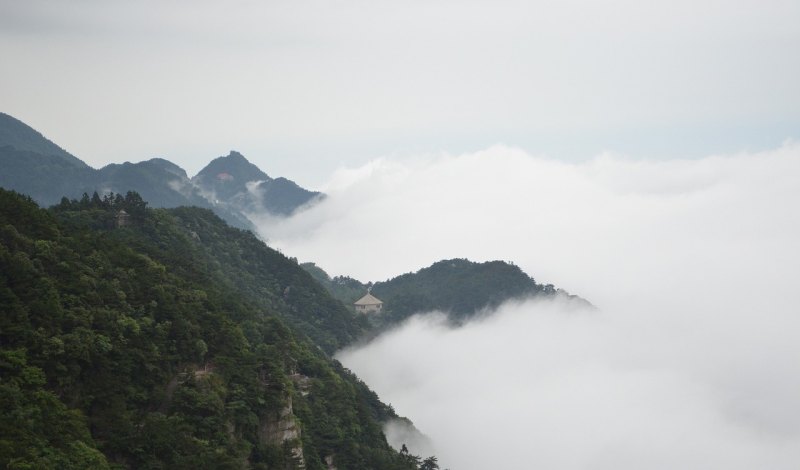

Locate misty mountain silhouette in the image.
[0,112,320,229]
[193,151,321,217]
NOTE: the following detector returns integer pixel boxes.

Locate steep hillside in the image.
[0,188,420,469]
[165,206,369,354]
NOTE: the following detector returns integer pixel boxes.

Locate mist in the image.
[255,144,800,468]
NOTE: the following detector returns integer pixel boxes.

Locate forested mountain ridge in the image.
[0,113,320,229]
[304,258,591,326]
[0,188,421,469]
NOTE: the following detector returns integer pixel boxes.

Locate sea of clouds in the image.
[255,143,800,469]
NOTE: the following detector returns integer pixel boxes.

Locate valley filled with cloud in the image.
[258,143,800,469]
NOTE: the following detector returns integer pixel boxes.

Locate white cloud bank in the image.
[256,144,800,468]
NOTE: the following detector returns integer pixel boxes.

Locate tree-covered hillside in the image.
[0,189,417,469]
[305,259,590,326]
[163,206,369,354]
[301,263,367,308]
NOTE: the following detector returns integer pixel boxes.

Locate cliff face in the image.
[260,395,305,468]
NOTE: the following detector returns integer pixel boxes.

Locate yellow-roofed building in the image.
[354,292,383,314]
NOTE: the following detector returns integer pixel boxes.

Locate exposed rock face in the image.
[259,395,305,469]
[324,455,336,470]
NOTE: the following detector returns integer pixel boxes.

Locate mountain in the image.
[0,112,87,168]
[255,177,322,216]
[0,146,96,207]
[304,258,591,326]
[0,113,320,229]
[193,151,270,201]
[96,158,208,207]
[0,188,423,469]
[193,151,322,217]
[165,204,369,354]
[93,157,257,230]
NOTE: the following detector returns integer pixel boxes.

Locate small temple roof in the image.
[354,292,383,306]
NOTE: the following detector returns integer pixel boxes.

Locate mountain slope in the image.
[0,112,87,168]
[304,258,591,326]
[193,151,271,201]
[372,259,590,323]
[0,188,418,469]
[255,177,322,215]
[94,158,257,230]
[166,205,369,353]
[0,147,96,206]
[193,151,321,217]
[96,159,206,207]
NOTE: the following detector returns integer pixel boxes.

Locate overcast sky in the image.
[3,3,799,468]
[1,0,799,186]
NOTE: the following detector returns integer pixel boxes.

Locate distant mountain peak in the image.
[218,150,250,166]
[195,150,270,183]
[190,150,321,216]
[0,113,323,224]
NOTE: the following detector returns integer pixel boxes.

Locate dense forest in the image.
[0,189,427,469]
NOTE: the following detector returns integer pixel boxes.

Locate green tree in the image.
[421,456,440,470]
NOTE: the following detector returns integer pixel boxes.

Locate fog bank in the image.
[339,298,799,469]
[256,144,800,468]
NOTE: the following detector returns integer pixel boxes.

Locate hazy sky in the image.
[3,3,799,467]
[2,0,799,186]
[259,144,800,468]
